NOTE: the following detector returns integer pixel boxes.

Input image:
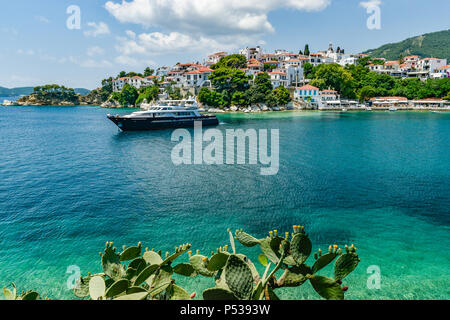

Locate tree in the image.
[231,91,249,107]
[273,86,291,106]
[135,85,159,105]
[212,54,247,69]
[209,67,250,96]
[304,44,310,56]
[358,86,376,102]
[144,67,155,77]
[265,92,278,107]
[198,88,226,108]
[112,84,138,106]
[298,50,303,55]
[118,71,126,78]
[312,64,356,98]
[303,62,314,79]
[254,73,273,95]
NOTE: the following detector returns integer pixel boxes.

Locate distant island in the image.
[0,86,90,98]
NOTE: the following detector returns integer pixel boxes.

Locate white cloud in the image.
[69,56,112,68]
[106,0,332,64]
[84,22,111,37]
[36,16,50,23]
[87,46,105,57]
[105,0,330,36]
[17,49,35,55]
[359,0,382,9]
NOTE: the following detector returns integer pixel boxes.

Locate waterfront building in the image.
[294,84,321,106]
[369,96,408,108]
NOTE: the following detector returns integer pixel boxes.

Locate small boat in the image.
[366,107,372,111]
[389,107,397,112]
[342,108,348,112]
[107,99,219,131]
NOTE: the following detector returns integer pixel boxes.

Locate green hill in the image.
[363,29,450,61]
[0,86,90,97]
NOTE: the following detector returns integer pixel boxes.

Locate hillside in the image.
[363,29,450,61]
[0,86,90,97]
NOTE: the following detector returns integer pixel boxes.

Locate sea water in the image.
[0,106,448,299]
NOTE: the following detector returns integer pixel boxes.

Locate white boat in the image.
[389,107,397,112]
[366,107,372,111]
[107,99,219,131]
[342,108,348,112]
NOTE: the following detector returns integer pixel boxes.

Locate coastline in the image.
[2,103,449,112]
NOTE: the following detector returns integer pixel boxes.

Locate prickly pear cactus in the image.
[224,255,254,300]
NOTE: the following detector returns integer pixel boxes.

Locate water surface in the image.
[0,106,449,299]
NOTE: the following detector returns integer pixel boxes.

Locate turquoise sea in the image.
[0,106,449,300]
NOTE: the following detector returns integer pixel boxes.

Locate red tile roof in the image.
[297,84,319,90]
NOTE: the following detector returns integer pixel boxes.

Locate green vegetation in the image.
[32,84,79,103]
[2,226,360,300]
[306,62,450,102]
[135,85,160,105]
[363,29,450,61]
[111,84,138,107]
[199,55,291,109]
[0,86,89,97]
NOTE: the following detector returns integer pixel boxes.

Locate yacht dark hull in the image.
[107,115,219,131]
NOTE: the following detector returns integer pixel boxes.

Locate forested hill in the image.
[363,29,450,61]
[0,86,90,97]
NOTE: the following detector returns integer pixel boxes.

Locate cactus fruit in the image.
[342,286,349,292]
[224,255,254,300]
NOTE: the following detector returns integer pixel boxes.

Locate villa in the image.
[269,70,289,88]
[294,84,321,105]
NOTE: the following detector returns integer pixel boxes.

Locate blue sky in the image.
[0,0,449,89]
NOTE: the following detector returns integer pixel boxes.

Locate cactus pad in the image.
[203,287,238,300]
[309,275,344,300]
[235,230,261,247]
[291,234,312,265]
[334,253,360,280]
[224,255,254,300]
[312,253,337,273]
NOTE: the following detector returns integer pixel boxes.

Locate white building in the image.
[240,46,263,61]
[184,67,214,88]
[339,56,358,66]
[268,70,289,88]
[418,58,448,73]
[206,52,228,65]
[433,65,450,78]
[294,84,321,106]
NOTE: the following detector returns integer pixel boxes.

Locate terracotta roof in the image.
[270,71,287,76]
[297,84,319,90]
[385,61,400,66]
[437,65,450,69]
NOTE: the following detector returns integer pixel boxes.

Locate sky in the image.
[0,0,449,89]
